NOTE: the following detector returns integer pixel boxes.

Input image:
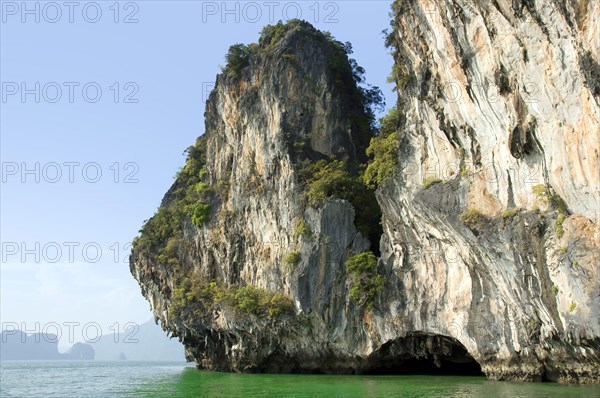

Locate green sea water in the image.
[1,361,598,398]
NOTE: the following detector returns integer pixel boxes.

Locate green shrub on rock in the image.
[170,280,295,320]
[501,207,521,219]
[422,177,441,189]
[134,136,212,256]
[300,158,361,207]
[460,208,489,233]
[363,107,401,189]
[170,279,222,318]
[345,251,385,308]
[157,237,181,266]
[258,20,304,51]
[293,218,311,239]
[532,184,568,214]
[224,44,251,77]
[191,202,211,227]
[195,182,212,198]
[555,213,566,238]
[299,158,382,246]
[284,251,301,271]
[230,285,294,318]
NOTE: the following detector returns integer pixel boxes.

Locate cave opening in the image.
[363,333,484,376]
[363,356,484,376]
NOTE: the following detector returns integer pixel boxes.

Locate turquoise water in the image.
[1,361,599,397]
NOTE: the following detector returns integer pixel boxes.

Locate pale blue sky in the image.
[0,0,394,346]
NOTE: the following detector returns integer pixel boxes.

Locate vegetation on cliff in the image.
[532,184,569,238]
[460,208,490,234]
[132,135,213,264]
[170,279,294,320]
[363,107,401,188]
[357,0,410,191]
[422,176,442,189]
[223,43,251,77]
[345,251,386,308]
[246,19,387,252]
[300,159,362,208]
[223,19,384,159]
[283,251,301,272]
[532,184,568,214]
[298,158,382,253]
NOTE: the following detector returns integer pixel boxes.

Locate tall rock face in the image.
[131,20,379,373]
[380,0,599,383]
[130,4,600,384]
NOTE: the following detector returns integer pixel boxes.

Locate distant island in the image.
[89,319,184,361]
[1,319,184,361]
[0,330,94,360]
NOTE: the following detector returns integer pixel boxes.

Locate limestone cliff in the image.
[130,2,600,384]
[380,0,599,382]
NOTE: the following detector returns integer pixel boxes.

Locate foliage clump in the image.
[383,1,415,94]
[299,158,382,246]
[501,207,521,219]
[224,44,251,77]
[460,208,490,234]
[345,252,386,308]
[258,20,304,51]
[231,285,294,318]
[363,107,401,188]
[134,207,181,253]
[300,159,362,207]
[422,176,442,189]
[157,237,181,266]
[293,218,311,239]
[195,182,212,197]
[387,64,413,91]
[133,135,217,264]
[555,213,566,238]
[222,20,308,78]
[284,251,301,272]
[532,184,569,238]
[191,203,211,227]
[170,279,294,320]
[326,38,384,129]
[532,184,568,214]
[170,279,222,318]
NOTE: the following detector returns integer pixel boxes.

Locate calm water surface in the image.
[1,361,599,398]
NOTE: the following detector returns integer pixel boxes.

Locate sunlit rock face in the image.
[381,0,599,382]
[131,3,600,383]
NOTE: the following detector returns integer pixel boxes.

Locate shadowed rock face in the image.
[130,3,600,383]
